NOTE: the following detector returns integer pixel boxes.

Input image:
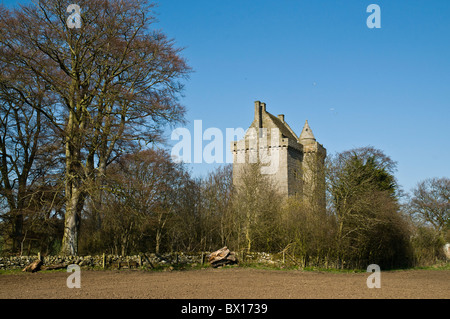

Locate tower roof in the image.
[266,112,299,140]
[299,120,316,141]
[250,101,299,141]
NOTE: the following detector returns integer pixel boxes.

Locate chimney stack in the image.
[254,101,263,129]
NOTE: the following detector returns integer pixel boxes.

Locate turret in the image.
[299,120,316,144]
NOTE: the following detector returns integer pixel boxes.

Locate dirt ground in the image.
[0,267,448,299]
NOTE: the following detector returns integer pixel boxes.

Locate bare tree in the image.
[195,165,233,251]
[278,195,336,268]
[0,53,62,253]
[99,149,191,255]
[232,162,283,253]
[409,177,449,239]
[0,0,190,255]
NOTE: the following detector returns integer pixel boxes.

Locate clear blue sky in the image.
[156,0,450,194]
[3,0,450,194]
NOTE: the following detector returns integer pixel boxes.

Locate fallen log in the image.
[22,259,43,273]
[22,260,69,272]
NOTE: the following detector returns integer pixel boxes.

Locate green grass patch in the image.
[408,262,450,271]
[0,268,24,275]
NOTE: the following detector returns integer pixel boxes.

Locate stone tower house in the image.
[231,101,326,209]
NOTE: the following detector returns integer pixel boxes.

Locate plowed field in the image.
[0,267,448,299]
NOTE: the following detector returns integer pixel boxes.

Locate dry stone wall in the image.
[0,252,282,270]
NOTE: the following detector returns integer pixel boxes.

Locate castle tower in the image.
[299,120,327,211]
[231,101,326,210]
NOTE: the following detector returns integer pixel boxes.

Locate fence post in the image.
[102,253,106,269]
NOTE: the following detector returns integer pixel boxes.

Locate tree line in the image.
[0,0,448,269]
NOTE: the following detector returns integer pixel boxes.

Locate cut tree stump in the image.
[208,247,238,268]
[22,259,43,273]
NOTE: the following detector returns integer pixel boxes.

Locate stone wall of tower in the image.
[232,135,306,198]
[231,132,291,197]
[300,141,327,212]
[287,144,303,197]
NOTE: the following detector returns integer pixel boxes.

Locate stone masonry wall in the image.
[0,252,283,270]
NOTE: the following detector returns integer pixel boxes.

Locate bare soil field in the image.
[0,267,448,299]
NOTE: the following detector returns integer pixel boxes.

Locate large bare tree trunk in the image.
[61,187,82,255]
[12,212,23,252]
[61,106,84,256]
